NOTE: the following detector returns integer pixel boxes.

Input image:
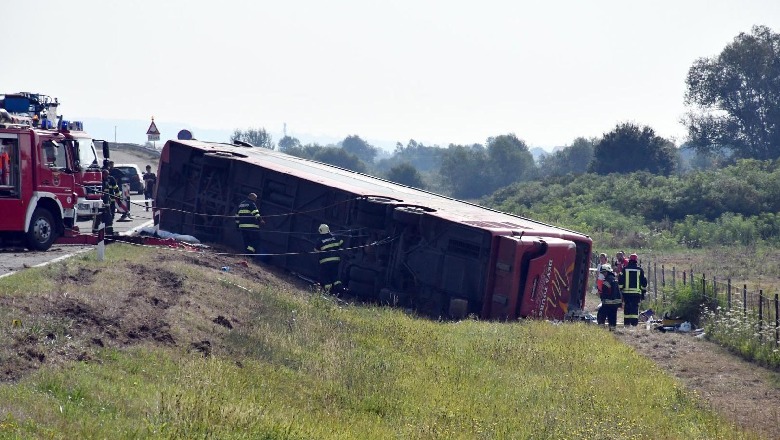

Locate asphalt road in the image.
[0,144,159,279]
[0,193,154,278]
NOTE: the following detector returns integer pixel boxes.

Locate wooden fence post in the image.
[672,267,676,288]
[774,293,778,347]
[713,276,717,301]
[743,285,748,317]
[701,274,706,300]
[727,278,732,311]
[661,264,665,287]
[653,262,658,300]
[683,270,686,287]
[758,290,764,342]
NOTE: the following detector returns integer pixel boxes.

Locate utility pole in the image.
[114,126,117,144]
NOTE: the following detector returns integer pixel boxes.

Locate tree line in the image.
[484,159,780,248]
[228,25,779,246]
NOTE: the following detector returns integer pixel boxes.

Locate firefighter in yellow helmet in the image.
[234,193,265,260]
[313,224,345,295]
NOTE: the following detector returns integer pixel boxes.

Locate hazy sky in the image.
[2,0,779,150]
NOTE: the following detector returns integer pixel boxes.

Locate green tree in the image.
[386,162,425,188]
[684,25,780,160]
[341,135,378,164]
[485,134,536,190]
[438,144,489,198]
[284,143,322,160]
[379,139,443,173]
[538,137,595,177]
[313,147,367,173]
[230,127,274,149]
[278,135,301,153]
[589,123,677,175]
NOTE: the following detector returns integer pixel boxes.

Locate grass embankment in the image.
[0,245,757,439]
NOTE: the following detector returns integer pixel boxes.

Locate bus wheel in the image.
[348,280,375,298]
[393,206,425,226]
[27,208,57,251]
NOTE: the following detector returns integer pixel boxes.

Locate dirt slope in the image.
[2,248,780,438]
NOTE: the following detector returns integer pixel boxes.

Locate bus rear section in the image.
[484,233,591,320]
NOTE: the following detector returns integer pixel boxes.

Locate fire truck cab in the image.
[0,113,81,250]
[0,92,106,221]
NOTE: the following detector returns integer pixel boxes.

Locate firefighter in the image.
[234,192,265,259]
[595,253,609,325]
[313,224,345,295]
[108,161,132,220]
[618,253,648,327]
[614,251,628,276]
[598,264,623,331]
[142,165,157,211]
[94,169,119,235]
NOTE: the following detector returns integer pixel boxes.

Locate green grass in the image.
[0,246,759,439]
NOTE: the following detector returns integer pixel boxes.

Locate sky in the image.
[2,0,779,151]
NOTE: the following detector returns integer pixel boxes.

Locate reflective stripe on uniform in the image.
[623,314,639,319]
[319,256,341,264]
[622,269,642,294]
[320,241,343,251]
[238,224,260,229]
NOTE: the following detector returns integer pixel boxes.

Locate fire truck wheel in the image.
[27,208,57,251]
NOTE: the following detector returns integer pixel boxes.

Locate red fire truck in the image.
[0,93,106,221]
[0,111,83,250]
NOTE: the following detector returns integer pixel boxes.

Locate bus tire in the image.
[349,266,377,283]
[348,280,375,298]
[393,207,424,226]
[27,208,57,251]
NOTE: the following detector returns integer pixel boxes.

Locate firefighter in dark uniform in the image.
[235,193,265,259]
[598,264,623,331]
[314,224,344,295]
[618,253,648,327]
[94,169,119,235]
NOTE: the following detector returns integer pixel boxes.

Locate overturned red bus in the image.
[154,139,593,321]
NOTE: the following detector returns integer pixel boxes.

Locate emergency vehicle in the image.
[0,110,81,250]
[0,93,105,220]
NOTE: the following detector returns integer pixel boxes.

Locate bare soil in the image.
[2,248,780,438]
[613,327,780,439]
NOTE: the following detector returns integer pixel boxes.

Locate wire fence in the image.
[643,261,780,346]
